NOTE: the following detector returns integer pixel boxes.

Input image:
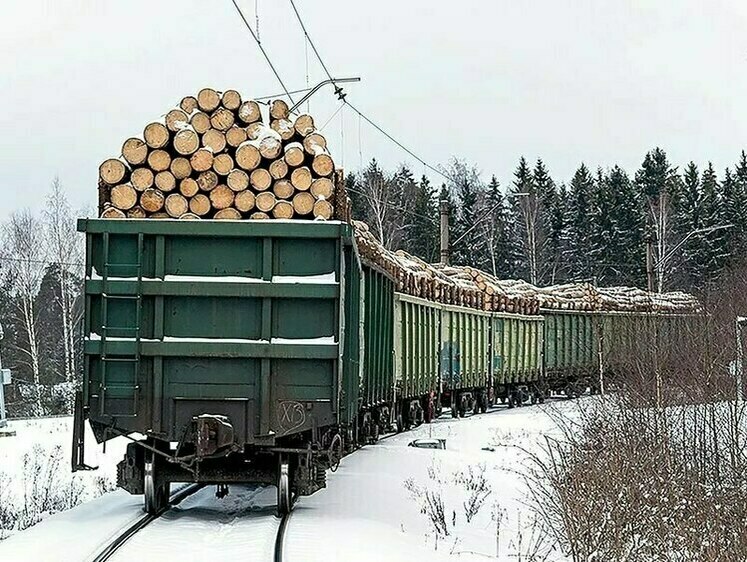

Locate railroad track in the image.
[89,483,204,562]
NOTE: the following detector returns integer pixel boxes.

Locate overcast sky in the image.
[1,0,746,217]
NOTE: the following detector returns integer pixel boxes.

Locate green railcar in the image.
[492,314,544,391]
[72,219,361,514]
[543,312,599,380]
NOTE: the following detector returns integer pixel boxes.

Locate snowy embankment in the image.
[0,401,576,562]
[0,417,129,543]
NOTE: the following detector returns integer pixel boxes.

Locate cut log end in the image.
[293,114,315,137]
[214,207,242,220]
[143,122,170,149]
[180,96,198,114]
[290,167,313,191]
[209,185,235,210]
[122,138,148,166]
[273,179,294,200]
[238,100,261,124]
[111,183,138,210]
[131,167,154,191]
[227,169,250,192]
[165,193,189,218]
[313,199,334,220]
[221,89,242,111]
[250,211,270,220]
[202,129,226,153]
[197,88,221,112]
[179,178,199,198]
[292,191,315,215]
[99,158,128,185]
[190,148,215,172]
[250,168,272,191]
[312,154,335,177]
[154,171,176,192]
[234,190,256,212]
[310,177,334,199]
[197,170,219,192]
[141,188,165,213]
[210,107,235,131]
[236,143,261,171]
[255,191,277,212]
[272,200,294,219]
[270,99,290,120]
[170,157,192,180]
[212,153,234,176]
[147,149,171,172]
[173,129,199,155]
[190,111,211,134]
[189,193,211,216]
[165,109,189,132]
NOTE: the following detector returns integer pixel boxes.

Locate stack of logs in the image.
[97,88,351,221]
[352,221,700,316]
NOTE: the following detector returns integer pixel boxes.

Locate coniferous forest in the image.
[2,148,747,416]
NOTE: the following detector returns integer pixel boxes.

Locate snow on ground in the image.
[0,400,577,561]
[0,417,129,543]
[285,400,575,562]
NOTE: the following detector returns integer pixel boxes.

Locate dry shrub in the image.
[529,262,747,562]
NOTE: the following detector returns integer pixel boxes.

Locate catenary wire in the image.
[285,0,451,182]
[230,0,295,105]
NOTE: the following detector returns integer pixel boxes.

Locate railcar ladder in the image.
[98,232,143,418]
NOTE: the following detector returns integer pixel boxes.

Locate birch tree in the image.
[2,211,48,415]
[43,177,83,393]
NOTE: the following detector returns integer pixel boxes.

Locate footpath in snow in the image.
[0,400,575,562]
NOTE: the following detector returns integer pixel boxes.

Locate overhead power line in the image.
[230,0,295,104]
[285,0,450,183]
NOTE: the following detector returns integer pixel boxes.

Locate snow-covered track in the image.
[90,483,204,562]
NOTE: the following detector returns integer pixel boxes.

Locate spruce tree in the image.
[566,164,595,280]
[508,157,539,283]
[484,175,512,277]
[700,162,724,281]
[409,175,439,262]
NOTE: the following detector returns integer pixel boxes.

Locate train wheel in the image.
[277,461,292,515]
[143,450,169,515]
[396,414,404,433]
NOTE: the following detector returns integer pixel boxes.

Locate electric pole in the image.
[439,200,449,265]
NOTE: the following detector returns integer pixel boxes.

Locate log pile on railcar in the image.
[97,87,352,221]
[353,221,700,315]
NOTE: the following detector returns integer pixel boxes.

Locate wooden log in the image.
[99,158,128,185]
[310,177,334,199]
[127,206,146,218]
[197,88,221,112]
[154,171,176,192]
[141,188,165,213]
[238,100,261,124]
[180,96,198,114]
[214,208,241,220]
[250,211,269,220]
[225,126,248,148]
[284,142,305,167]
[165,193,189,218]
[221,89,242,111]
[292,191,315,215]
[179,177,199,198]
[313,199,334,220]
[165,108,189,132]
[197,170,219,192]
[147,149,171,172]
[273,200,294,219]
[150,212,170,219]
[273,179,294,200]
[190,111,211,134]
[270,99,290,120]
[250,168,272,191]
[179,212,200,220]
[290,167,312,191]
[294,114,315,137]
[258,136,282,160]
[143,122,170,149]
[173,129,199,155]
[210,107,235,131]
[234,190,256,212]
[312,154,334,177]
[170,157,192,179]
[246,122,264,140]
[210,185,235,210]
[227,169,249,192]
[256,191,276,212]
[235,142,261,170]
[202,129,226,153]
[270,118,295,141]
[131,168,154,191]
[101,207,126,219]
[111,184,138,210]
[122,138,148,166]
[269,159,288,180]
[213,153,234,176]
[190,148,214,172]
[189,193,211,216]
[303,132,327,155]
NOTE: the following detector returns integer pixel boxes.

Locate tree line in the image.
[2,148,745,416]
[347,148,747,292]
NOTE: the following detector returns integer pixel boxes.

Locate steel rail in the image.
[90,483,204,562]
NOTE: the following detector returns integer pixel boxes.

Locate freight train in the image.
[71,218,695,515]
